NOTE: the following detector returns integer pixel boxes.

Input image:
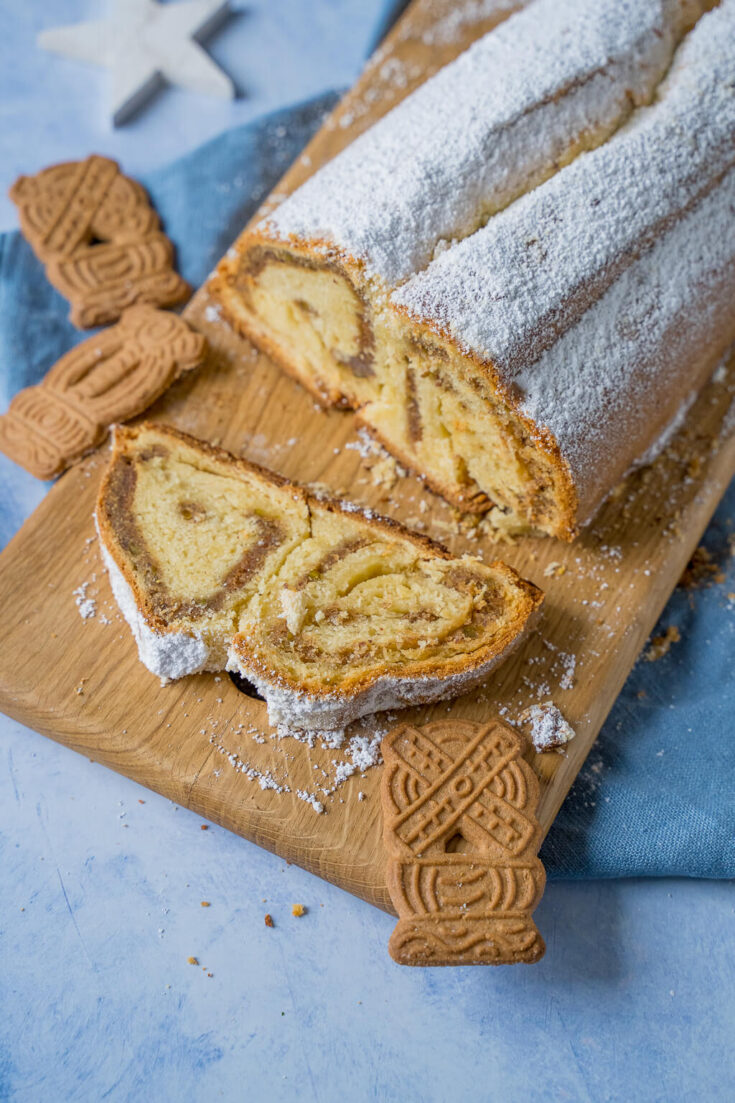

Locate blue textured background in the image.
[1,3,733,1099]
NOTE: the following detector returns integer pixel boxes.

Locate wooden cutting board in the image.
[1,0,734,914]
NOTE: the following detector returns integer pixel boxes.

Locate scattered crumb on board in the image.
[518,702,577,753]
[644,625,681,662]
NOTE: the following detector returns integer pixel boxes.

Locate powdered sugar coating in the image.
[520,164,735,520]
[633,389,698,470]
[73,582,96,620]
[268,0,687,286]
[226,617,534,732]
[99,534,211,683]
[394,1,735,519]
[396,1,735,373]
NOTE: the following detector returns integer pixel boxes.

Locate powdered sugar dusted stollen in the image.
[211,0,732,540]
[381,718,545,966]
[97,423,542,730]
[517,164,735,522]
[264,0,702,287]
[211,0,702,410]
[395,0,735,372]
[391,0,735,525]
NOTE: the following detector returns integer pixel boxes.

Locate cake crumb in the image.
[187,956,198,965]
[200,901,210,907]
[644,624,680,662]
[291,904,306,917]
[521,702,576,753]
[345,427,405,489]
[264,913,274,928]
[678,546,723,590]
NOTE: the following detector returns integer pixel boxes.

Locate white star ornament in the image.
[38,0,235,126]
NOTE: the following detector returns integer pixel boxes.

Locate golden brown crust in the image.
[109,420,301,491]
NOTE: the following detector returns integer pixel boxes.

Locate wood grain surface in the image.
[1,0,733,914]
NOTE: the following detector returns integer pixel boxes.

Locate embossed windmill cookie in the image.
[381,718,546,967]
[0,306,206,479]
[9,155,191,327]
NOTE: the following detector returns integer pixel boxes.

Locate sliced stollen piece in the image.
[97,423,543,731]
[229,497,540,730]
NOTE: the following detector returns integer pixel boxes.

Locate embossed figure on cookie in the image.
[0,306,206,479]
[381,718,546,966]
[9,155,191,327]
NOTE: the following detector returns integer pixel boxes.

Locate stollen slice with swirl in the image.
[97,422,310,677]
[230,496,541,731]
[96,423,542,731]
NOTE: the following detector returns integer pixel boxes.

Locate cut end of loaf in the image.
[213,235,578,541]
[213,238,377,408]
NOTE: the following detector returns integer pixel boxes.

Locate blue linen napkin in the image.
[1,92,732,880]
